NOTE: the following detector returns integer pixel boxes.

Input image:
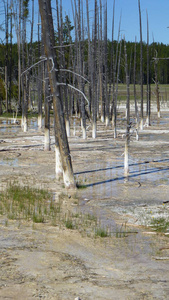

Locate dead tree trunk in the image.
[39,0,76,188]
[104,1,109,126]
[124,38,130,176]
[92,0,98,138]
[109,0,115,121]
[9,2,12,113]
[37,13,43,129]
[114,38,122,139]
[77,0,86,139]
[134,38,139,140]
[154,52,160,118]
[99,0,105,122]
[12,0,22,113]
[112,13,121,128]
[27,0,34,111]
[44,66,50,151]
[146,10,150,126]
[4,0,9,112]
[138,0,143,130]
[86,0,92,116]
[21,4,28,132]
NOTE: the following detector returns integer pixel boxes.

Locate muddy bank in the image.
[0,220,169,300]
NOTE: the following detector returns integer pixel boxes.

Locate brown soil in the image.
[0,114,169,299]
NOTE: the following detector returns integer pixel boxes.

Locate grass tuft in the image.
[76,183,87,189]
[0,182,54,224]
[65,219,74,229]
[95,227,109,238]
[0,183,117,239]
[150,217,169,233]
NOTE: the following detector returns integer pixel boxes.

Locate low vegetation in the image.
[0,183,53,223]
[150,217,169,233]
[5,182,169,238]
[0,182,135,239]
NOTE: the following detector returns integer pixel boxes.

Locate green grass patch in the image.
[65,219,74,229]
[0,183,56,224]
[95,227,109,238]
[150,217,169,233]
[0,183,130,240]
[0,112,22,118]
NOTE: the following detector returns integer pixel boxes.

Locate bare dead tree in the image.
[99,0,105,122]
[12,0,22,113]
[44,69,51,151]
[4,0,9,112]
[8,1,13,112]
[97,10,100,118]
[104,1,109,126]
[27,0,34,111]
[71,0,79,116]
[138,0,143,130]
[124,37,130,176]
[134,37,139,140]
[92,0,98,138]
[154,52,160,118]
[112,12,121,127]
[129,47,132,84]
[21,0,29,132]
[146,10,150,126]
[86,0,92,115]
[60,3,71,137]
[108,0,115,120]
[78,0,86,139]
[114,37,122,139]
[37,12,43,129]
[38,0,76,188]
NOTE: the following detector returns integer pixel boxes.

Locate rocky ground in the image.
[0,113,169,299]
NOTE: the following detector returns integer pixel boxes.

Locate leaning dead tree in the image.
[38,0,76,188]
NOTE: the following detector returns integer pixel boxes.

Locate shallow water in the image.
[0,118,44,133]
[77,155,169,201]
[1,117,169,299]
[1,116,169,230]
[0,158,18,167]
[75,149,169,237]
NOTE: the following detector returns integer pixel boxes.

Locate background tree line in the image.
[0,0,167,131]
[1,39,169,99]
[0,0,167,123]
